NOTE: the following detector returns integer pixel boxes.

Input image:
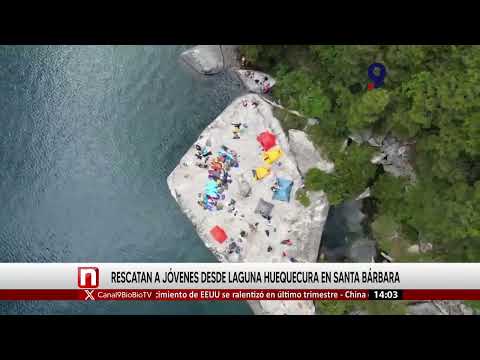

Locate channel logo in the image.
[78,267,99,288]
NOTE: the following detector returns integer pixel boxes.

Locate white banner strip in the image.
[0,263,478,290]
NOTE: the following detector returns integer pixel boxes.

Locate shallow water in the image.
[0,45,252,314]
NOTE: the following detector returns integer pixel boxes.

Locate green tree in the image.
[347,89,391,130]
[305,144,376,205]
[248,45,480,262]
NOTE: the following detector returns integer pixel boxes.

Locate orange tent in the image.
[210,225,228,244]
[257,131,277,151]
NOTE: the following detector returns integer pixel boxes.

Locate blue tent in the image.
[205,180,219,197]
[272,178,293,202]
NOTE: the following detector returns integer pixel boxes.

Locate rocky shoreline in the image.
[172,45,476,316]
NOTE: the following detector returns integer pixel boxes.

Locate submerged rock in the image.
[167,94,329,315]
[288,129,335,175]
[235,69,276,94]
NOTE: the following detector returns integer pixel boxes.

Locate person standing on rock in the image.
[263,82,271,94]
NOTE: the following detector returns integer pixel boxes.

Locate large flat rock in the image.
[167,94,329,315]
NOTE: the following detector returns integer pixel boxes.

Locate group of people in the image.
[194,144,212,169]
[244,70,272,94]
[242,98,259,108]
[197,144,240,212]
[266,239,297,262]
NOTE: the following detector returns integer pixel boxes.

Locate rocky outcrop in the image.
[349,129,415,180]
[349,129,385,148]
[288,129,335,175]
[407,301,474,315]
[220,45,240,69]
[407,242,433,254]
[355,187,371,200]
[235,70,276,94]
[180,45,223,75]
[181,45,240,75]
[370,135,416,180]
[167,94,329,315]
[349,129,375,145]
[306,118,319,127]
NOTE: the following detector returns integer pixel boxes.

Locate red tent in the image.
[257,131,277,151]
[210,226,228,244]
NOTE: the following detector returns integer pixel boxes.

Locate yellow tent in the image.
[254,166,271,180]
[263,146,283,165]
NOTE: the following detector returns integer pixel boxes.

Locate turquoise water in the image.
[0,45,252,314]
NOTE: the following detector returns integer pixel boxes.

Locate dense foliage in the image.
[241,45,480,261]
[305,143,376,205]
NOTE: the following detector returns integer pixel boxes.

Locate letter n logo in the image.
[78,267,99,288]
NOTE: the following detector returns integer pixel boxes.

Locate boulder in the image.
[370,135,416,180]
[306,118,319,127]
[349,129,372,144]
[355,187,371,200]
[180,45,224,75]
[407,242,433,254]
[367,133,386,147]
[288,129,335,175]
[420,242,433,253]
[235,69,276,94]
[371,152,386,164]
[407,244,420,254]
[167,94,329,315]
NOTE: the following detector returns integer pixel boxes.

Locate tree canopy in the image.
[241,45,480,261]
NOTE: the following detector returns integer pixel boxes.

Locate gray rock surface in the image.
[180,45,224,75]
[235,69,276,94]
[407,301,474,315]
[288,129,335,175]
[220,45,240,69]
[167,94,329,315]
[355,187,371,200]
[370,135,416,180]
[306,118,319,127]
[349,129,372,144]
[350,130,415,180]
[407,242,433,254]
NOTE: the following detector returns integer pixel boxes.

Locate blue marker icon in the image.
[368,63,387,90]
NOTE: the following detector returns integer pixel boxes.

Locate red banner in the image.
[402,289,480,300]
[1,289,480,301]
[0,289,368,301]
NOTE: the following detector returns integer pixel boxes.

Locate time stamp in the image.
[369,290,402,300]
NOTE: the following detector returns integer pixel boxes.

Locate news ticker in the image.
[0,263,479,301]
